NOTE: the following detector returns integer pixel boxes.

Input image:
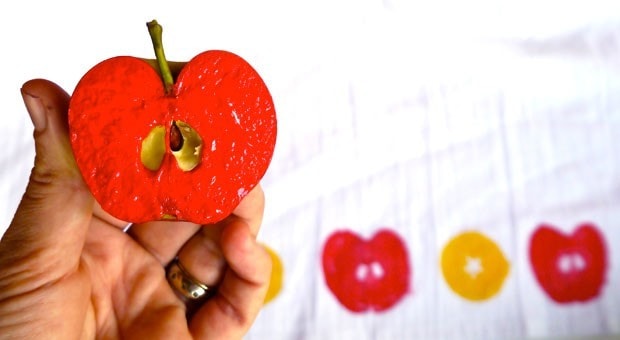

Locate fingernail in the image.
[20,89,47,132]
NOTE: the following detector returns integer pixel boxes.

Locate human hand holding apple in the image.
[69,20,277,224]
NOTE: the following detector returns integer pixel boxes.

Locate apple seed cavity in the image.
[171,120,203,171]
[141,125,166,171]
[140,122,202,172]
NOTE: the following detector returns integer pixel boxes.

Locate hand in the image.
[0,79,272,339]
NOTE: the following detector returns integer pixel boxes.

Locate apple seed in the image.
[141,125,166,171]
[171,120,203,171]
[170,121,183,151]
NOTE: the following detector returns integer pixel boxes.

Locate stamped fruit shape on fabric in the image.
[263,244,284,305]
[440,231,510,301]
[68,21,277,224]
[529,223,608,303]
[322,229,410,313]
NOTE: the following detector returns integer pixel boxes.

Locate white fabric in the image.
[1,1,619,339]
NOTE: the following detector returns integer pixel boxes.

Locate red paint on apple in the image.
[529,223,607,303]
[68,23,276,224]
[322,229,410,313]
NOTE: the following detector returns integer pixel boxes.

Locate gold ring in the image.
[166,259,211,300]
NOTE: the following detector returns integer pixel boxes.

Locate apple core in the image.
[140,121,203,172]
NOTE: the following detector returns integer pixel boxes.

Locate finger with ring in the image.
[166,259,214,301]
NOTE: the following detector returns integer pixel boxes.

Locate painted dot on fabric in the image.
[262,244,284,305]
[441,231,510,301]
[321,228,411,313]
[529,223,607,304]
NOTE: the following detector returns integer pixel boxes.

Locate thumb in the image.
[0,79,93,295]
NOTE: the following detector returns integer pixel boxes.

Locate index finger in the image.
[188,218,271,339]
[230,184,265,237]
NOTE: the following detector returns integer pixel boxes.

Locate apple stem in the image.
[147,20,174,94]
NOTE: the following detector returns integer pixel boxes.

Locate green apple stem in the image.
[147,20,174,94]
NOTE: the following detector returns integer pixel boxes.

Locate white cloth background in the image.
[1,1,619,339]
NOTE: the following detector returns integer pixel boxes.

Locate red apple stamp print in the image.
[529,223,608,303]
[68,21,276,224]
[322,229,410,313]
